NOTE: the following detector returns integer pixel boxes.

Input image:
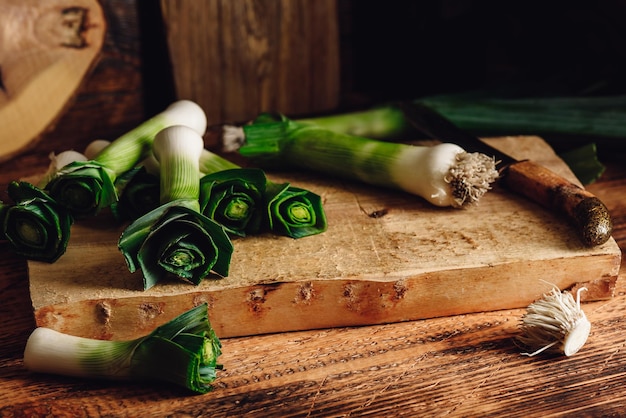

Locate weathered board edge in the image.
[32,249,621,340]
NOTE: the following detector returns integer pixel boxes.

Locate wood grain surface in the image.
[160,0,341,126]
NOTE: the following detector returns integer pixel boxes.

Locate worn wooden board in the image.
[27,136,622,340]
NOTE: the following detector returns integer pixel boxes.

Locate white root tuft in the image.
[444,152,499,208]
[518,285,590,357]
[222,125,246,153]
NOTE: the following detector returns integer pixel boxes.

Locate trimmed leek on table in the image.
[23,304,222,394]
[118,126,233,290]
[0,181,73,262]
[199,168,267,236]
[224,114,499,208]
[42,100,207,218]
[240,95,622,184]
[110,166,160,222]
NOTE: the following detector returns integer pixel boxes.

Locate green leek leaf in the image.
[44,161,117,219]
[199,168,267,237]
[200,146,328,239]
[1,181,73,262]
[558,143,606,185]
[265,182,327,239]
[112,166,160,221]
[118,200,233,290]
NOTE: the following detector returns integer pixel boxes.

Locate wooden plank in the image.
[27,136,622,340]
[160,0,341,126]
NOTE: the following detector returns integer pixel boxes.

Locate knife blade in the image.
[399,102,613,247]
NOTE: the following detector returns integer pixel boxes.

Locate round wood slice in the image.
[0,0,106,162]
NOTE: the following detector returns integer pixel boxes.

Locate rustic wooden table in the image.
[0,143,624,417]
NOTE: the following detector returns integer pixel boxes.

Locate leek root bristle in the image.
[445,152,499,207]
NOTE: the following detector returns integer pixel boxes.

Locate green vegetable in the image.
[289,106,410,139]
[43,100,207,218]
[199,168,267,237]
[238,95,622,184]
[227,114,498,208]
[0,181,73,262]
[111,166,160,221]
[198,149,327,238]
[44,160,118,219]
[419,94,626,140]
[118,126,233,290]
[264,181,327,239]
[23,303,222,394]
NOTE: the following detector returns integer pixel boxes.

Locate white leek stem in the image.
[39,150,88,187]
[86,139,161,176]
[391,143,497,207]
[152,125,204,210]
[24,328,136,379]
[93,100,207,177]
[84,139,112,160]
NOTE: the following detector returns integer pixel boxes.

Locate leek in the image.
[236,95,622,184]
[118,126,233,290]
[111,166,160,221]
[225,114,498,208]
[0,181,73,262]
[198,150,327,238]
[23,303,222,394]
[419,94,626,140]
[265,107,410,139]
[556,143,606,185]
[199,168,267,237]
[264,182,327,239]
[43,100,207,218]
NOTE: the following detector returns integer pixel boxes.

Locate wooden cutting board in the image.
[27,136,622,340]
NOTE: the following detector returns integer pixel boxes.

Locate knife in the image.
[399,102,613,247]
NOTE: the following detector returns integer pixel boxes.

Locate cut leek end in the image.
[518,286,590,357]
[562,315,591,356]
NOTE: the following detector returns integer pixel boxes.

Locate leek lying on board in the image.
[246,95,621,184]
[0,181,73,263]
[223,114,499,208]
[42,100,207,218]
[110,166,160,222]
[118,126,233,290]
[23,304,222,394]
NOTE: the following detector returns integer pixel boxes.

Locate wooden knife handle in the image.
[503,160,613,247]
